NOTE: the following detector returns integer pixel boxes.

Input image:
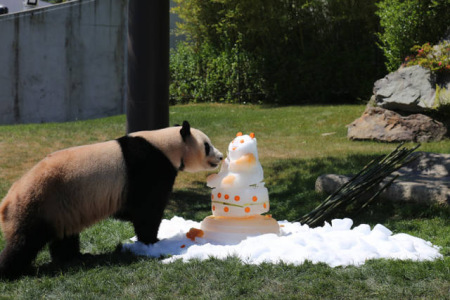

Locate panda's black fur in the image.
[0,121,222,279]
[114,135,177,244]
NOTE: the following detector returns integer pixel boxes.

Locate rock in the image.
[347,107,447,142]
[315,174,349,195]
[373,65,436,113]
[315,152,450,205]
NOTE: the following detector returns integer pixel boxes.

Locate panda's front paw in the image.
[137,237,159,245]
[148,238,160,245]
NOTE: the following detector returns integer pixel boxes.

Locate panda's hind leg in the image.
[49,234,82,263]
[0,220,54,279]
[0,242,40,279]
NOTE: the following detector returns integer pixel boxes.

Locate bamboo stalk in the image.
[298,143,421,227]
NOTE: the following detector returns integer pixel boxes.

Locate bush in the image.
[404,41,450,74]
[171,0,384,104]
[376,0,450,72]
[169,41,265,104]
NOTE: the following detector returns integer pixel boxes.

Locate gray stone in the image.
[373,65,437,113]
[347,107,447,142]
[315,152,450,205]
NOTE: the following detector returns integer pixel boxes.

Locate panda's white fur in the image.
[0,121,222,279]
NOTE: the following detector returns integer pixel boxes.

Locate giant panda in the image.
[0,121,223,279]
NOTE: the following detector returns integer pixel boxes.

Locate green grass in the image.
[0,104,449,299]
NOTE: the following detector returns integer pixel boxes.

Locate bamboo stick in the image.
[298,143,421,227]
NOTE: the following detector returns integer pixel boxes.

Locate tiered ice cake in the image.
[200,132,279,243]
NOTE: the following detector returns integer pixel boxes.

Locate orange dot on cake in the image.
[234,195,240,201]
[224,207,229,212]
[252,196,258,202]
[245,207,251,213]
[225,194,229,200]
[218,193,222,198]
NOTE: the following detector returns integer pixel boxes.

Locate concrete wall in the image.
[0,0,127,124]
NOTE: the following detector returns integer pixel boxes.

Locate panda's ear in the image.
[180,121,191,142]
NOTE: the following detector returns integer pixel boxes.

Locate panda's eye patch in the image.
[204,142,211,156]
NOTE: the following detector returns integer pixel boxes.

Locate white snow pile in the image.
[122,216,442,267]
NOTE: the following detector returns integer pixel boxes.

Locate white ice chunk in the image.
[331,218,353,231]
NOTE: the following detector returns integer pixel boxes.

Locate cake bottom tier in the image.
[211,186,269,217]
[200,215,280,244]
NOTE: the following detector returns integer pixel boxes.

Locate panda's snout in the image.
[215,149,223,161]
[208,149,223,168]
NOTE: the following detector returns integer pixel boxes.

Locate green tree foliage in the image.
[170,0,385,104]
[376,0,450,72]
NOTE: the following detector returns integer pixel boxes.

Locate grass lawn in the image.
[0,104,449,299]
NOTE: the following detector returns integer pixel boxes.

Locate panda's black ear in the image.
[180,121,191,142]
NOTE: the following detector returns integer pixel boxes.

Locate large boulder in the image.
[315,152,450,205]
[373,65,437,113]
[347,107,447,142]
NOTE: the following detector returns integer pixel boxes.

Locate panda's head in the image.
[179,121,223,173]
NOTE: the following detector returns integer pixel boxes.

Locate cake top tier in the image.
[207,132,264,189]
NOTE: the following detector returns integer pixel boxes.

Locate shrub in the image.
[171,0,384,104]
[169,41,265,104]
[376,0,450,72]
[404,41,450,74]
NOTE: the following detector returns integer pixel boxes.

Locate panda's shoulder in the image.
[116,135,177,176]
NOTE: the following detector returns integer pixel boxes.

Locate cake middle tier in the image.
[211,186,270,217]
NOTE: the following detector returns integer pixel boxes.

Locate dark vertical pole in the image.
[127,0,169,134]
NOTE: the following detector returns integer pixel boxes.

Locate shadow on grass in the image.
[167,182,211,221]
[33,246,148,279]
[268,154,450,226]
[169,154,449,226]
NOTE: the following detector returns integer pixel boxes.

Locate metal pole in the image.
[126,0,169,134]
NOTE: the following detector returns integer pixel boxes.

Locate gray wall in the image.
[0,0,127,124]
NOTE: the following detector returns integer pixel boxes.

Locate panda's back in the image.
[3,140,126,238]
